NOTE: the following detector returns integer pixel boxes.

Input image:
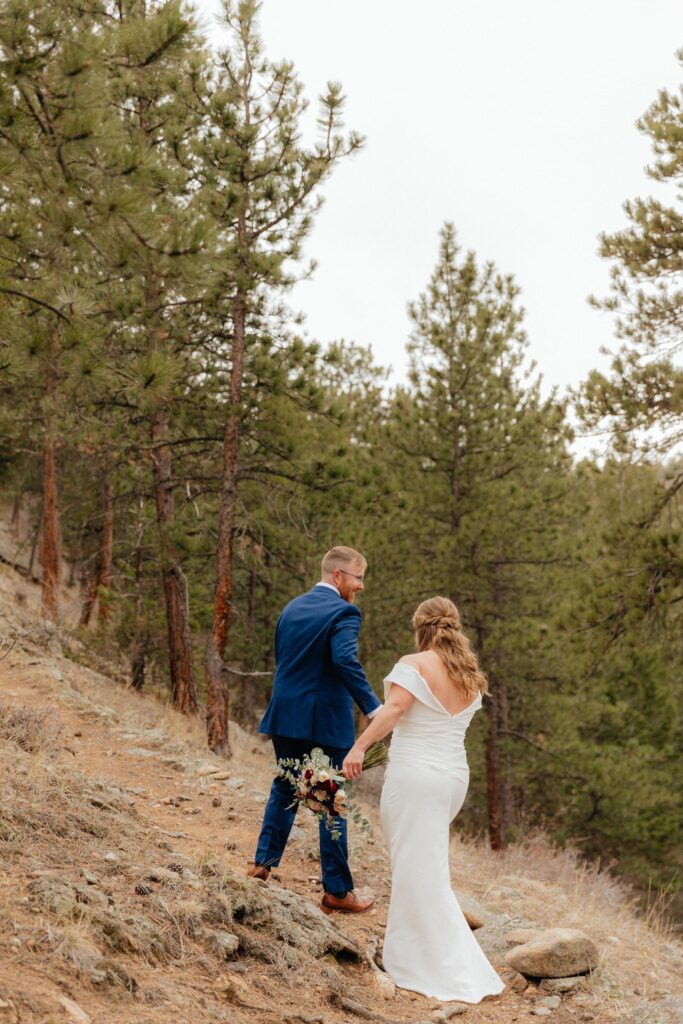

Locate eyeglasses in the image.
[335,568,365,583]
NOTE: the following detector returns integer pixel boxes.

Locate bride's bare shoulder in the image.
[398,653,420,666]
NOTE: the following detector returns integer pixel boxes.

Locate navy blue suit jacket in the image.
[258,584,381,749]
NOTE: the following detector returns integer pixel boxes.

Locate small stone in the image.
[103,852,118,863]
[57,996,92,1024]
[539,977,583,994]
[197,764,221,776]
[82,870,98,885]
[210,770,230,780]
[212,796,222,808]
[370,971,396,998]
[531,1010,552,1019]
[432,1004,469,1019]
[126,747,157,757]
[207,930,240,958]
[500,968,527,993]
[9,936,21,947]
[227,778,245,789]
[540,996,561,1010]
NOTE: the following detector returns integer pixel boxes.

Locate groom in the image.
[248,545,382,914]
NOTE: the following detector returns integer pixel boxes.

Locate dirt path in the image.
[0,633,626,1024]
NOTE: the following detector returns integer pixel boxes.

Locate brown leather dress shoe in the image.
[320,891,374,915]
[247,864,271,881]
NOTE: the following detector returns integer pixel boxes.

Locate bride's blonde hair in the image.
[413,596,488,700]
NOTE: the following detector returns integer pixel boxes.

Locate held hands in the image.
[342,744,365,780]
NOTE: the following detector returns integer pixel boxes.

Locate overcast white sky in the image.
[193,0,680,403]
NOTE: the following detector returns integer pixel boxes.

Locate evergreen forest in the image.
[0,1,680,912]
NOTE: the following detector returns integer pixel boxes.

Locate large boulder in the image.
[504,928,599,978]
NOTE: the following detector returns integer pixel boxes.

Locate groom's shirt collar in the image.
[315,581,340,595]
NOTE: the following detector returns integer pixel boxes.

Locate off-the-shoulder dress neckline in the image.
[395,661,481,719]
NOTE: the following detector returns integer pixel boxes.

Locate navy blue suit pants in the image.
[254,736,353,896]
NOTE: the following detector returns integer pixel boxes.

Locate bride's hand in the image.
[342,744,364,780]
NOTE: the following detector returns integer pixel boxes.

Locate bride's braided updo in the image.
[412,596,488,700]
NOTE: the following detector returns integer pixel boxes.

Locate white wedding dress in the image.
[379,662,504,1003]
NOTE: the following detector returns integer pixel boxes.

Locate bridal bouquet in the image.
[277,743,388,840]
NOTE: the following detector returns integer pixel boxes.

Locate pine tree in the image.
[391,223,573,848]
[580,48,683,468]
[0,0,122,620]
[195,0,364,753]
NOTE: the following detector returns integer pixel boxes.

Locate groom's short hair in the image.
[321,546,367,576]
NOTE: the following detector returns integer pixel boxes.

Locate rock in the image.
[57,996,91,1024]
[28,876,77,917]
[499,967,527,993]
[369,971,396,998]
[506,928,540,945]
[432,1004,469,1019]
[505,928,599,978]
[210,770,230,781]
[103,851,118,863]
[82,870,98,885]
[227,778,245,789]
[463,910,484,930]
[531,1010,552,1019]
[197,764,222,777]
[126,747,157,757]
[206,929,240,958]
[212,796,222,808]
[539,976,583,994]
[540,996,562,1009]
[227,870,358,962]
[622,997,683,1024]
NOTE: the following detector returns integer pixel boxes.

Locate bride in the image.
[342,596,504,1004]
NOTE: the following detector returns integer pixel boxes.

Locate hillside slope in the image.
[0,553,681,1024]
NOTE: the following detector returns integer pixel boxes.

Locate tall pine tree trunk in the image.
[484,688,504,850]
[79,476,114,627]
[130,489,147,691]
[150,408,198,714]
[143,268,197,714]
[478,622,505,851]
[205,278,247,755]
[98,477,113,624]
[41,357,60,621]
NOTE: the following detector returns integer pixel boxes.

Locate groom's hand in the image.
[342,744,364,780]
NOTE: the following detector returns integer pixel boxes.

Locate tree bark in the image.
[98,477,113,624]
[484,689,504,851]
[150,408,198,714]
[130,489,147,690]
[205,282,246,755]
[79,476,114,627]
[41,356,60,621]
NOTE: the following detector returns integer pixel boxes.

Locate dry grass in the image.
[0,703,61,752]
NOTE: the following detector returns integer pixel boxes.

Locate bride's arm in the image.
[341,685,414,780]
